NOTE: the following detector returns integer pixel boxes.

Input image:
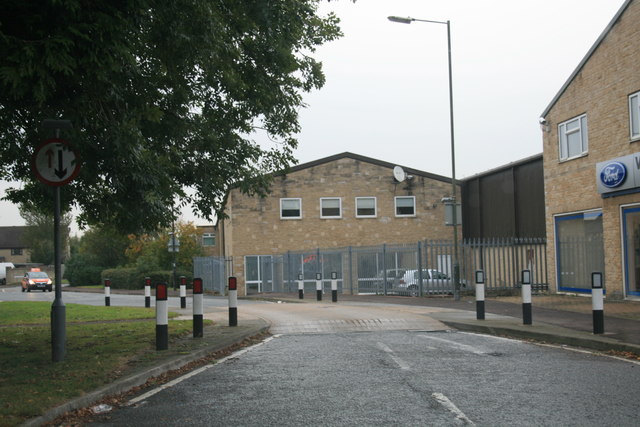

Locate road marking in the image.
[533,342,640,366]
[432,392,475,425]
[127,335,278,406]
[418,334,486,355]
[376,342,410,370]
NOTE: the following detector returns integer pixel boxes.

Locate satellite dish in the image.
[393,166,406,182]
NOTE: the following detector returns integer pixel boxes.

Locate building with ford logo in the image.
[540,0,640,299]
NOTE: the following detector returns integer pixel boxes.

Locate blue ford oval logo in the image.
[600,161,627,188]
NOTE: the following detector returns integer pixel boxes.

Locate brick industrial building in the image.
[540,0,640,299]
[221,152,459,294]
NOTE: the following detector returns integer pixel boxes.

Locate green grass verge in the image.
[0,302,211,426]
[0,301,179,325]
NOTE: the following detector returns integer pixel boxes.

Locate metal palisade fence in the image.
[195,237,548,296]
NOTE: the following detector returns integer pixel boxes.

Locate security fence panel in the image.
[193,257,227,294]
[249,238,547,295]
[462,238,547,291]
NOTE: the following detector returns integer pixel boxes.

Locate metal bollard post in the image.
[180,276,187,309]
[592,272,605,334]
[104,278,111,307]
[144,277,151,308]
[331,272,338,303]
[475,270,485,320]
[521,270,532,325]
[193,278,204,338]
[298,274,304,299]
[316,273,322,301]
[228,276,238,327]
[156,283,169,350]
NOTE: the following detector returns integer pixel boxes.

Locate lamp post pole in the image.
[388,16,460,300]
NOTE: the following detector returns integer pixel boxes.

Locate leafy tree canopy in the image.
[20,206,72,264]
[0,0,342,233]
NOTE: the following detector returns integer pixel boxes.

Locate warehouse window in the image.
[202,233,215,246]
[395,196,416,217]
[320,198,342,219]
[558,114,588,161]
[630,91,640,141]
[356,197,377,218]
[280,198,302,219]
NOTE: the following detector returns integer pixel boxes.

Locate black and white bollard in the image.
[316,273,322,301]
[331,272,338,303]
[521,270,532,325]
[592,272,604,334]
[298,274,304,299]
[193,277,204,338]
[144,277,151,308]
[104,278,111,307]
[180,276,187,309]
[228,276,238,327]
[156,283,169,350]
[475,270,485,320]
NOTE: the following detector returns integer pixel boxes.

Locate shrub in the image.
[100,268,193,290]
[65,254,103,286]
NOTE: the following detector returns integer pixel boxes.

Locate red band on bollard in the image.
[104,279,111,287]
[229,276,237,291]
[180,276,187,286]
[145,277,151,286]
[193,278,203,294]
[156,283,168,301]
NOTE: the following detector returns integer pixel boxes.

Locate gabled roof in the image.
[540,0,634,118]
[279,152,455,185]
[0,226,27,249]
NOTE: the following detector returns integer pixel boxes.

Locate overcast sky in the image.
[0,0,626,231]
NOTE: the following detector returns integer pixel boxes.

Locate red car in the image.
[21,269,53,292]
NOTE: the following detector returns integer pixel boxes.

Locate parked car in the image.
[375,268,407,289]
[21,269,52,292]
[397,269,460,295]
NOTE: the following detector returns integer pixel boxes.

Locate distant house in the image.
[539,0,640,299]
[0,226,30,264]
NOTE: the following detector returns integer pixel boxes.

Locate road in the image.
[4,287,640,425]
[90,330,640,426]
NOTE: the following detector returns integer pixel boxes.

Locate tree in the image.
[126,221,205,273]
[20,208,72,265]
[0,1,342,233]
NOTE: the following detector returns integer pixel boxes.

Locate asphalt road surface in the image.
[4,287,640,426]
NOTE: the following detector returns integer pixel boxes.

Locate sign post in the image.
[35,121,78,363]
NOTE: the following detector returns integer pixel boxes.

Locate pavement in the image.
[25,289,640,426]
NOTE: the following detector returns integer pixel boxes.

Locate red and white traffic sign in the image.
[32,138,81,186]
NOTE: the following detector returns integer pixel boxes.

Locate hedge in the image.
[100,268,193,290]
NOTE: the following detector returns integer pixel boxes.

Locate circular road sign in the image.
[32,138,81,186]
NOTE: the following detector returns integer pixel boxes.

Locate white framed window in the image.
[630,91,640,140]
[558,114,588,161]
[356,197,377,218]
[395,196,416,217]
[202,233,215,246]
[280,198,301,219]
[320,197,342,219]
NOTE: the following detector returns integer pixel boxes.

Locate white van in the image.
[0,262,16,286]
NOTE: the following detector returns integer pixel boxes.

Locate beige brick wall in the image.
[542,0,640,298]
[223,156,459,294]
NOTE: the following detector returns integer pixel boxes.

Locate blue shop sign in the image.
[599,161,627,188]
[596,153,640,195]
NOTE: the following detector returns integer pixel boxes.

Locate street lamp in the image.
[388,15,461,300]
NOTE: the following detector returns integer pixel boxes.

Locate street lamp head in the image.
[387,16,413,24]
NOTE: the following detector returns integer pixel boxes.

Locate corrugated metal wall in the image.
[462,155,545,239]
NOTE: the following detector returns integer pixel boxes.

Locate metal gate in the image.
[193,256,228,294]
